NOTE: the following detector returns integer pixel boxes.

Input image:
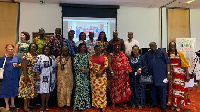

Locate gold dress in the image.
[56,56,73,107]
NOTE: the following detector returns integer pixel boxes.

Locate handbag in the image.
[139,74,153,84]
[0,57,6,79]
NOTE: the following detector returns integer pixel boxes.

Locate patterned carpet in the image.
[1,86,200,112]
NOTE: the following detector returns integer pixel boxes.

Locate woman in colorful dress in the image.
[129,45,148,109]
[56,46,73,110]
[16,31,30,76]
[108,43,132,110]
[167,41,191,112]
[18,43,38,112]
[89,45,108,112]
[33,45,56,112]
[0,44,21,111]
[96,31,109,55]
[73,43,91,111]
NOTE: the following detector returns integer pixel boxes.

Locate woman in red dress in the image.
[108,43,132,110]
[167,41,191,112]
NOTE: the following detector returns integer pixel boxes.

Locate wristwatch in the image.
[167,72,171,75]
[110,71,114,74]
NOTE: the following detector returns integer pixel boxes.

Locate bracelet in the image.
[110,71,114,74]
[138,68,142,71]
[167,72,171,75]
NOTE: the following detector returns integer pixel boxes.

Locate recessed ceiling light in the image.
[186,0,195,4]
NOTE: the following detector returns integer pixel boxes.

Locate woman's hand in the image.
[136,68,142,75]
[185,75,190,82]
[96,71,101,78]
[13,63,21,68]
[36,74,40,81]
[83,68,89,74]
[13,63,18,67]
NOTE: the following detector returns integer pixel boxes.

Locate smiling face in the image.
[6,45,14,55]
[169,42,176,52]
[44,46,50,56]
[94,46,101,55]
[20,33,26,41]
[80,33,86,40]
[80,44,86,53]
[62,46,69,56]
[132,46,139,56]
[30,44,37,53]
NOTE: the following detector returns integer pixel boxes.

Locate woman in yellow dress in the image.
[89,45,108,112]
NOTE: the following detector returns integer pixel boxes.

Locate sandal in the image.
[176,107,181,112]
[110,104,115,110]
[171,106,176,110]
[138,105,143,109]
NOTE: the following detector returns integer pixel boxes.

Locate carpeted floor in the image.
[1,86,200,112]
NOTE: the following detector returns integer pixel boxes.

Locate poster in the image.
[176,38,196,74]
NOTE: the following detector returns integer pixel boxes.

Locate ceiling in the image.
[2,0,200,9]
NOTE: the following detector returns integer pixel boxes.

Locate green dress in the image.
[17,41,30,62]
[73,53,91,111]
[17,41,30,76]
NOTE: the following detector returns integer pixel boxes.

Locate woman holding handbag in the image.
[129,45,148,109]
[0,44,21,111]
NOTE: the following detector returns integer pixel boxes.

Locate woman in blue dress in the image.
[129,45,148,109]
[0,44,21,111]
[33,45,56,112]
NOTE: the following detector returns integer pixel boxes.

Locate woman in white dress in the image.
[33,45,56,112]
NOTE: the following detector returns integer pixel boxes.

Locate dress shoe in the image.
[148,105,157,108]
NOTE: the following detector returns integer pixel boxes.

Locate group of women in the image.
[0,31,191,112]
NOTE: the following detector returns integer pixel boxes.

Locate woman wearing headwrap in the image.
[108,42,132,110]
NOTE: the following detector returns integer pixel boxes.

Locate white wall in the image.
[19,2,62,41]
[190,9,200,51]
[117,6,160,48]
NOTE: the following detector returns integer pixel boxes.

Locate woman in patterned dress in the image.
[15,31,30,62]
[15,31,30,76]
[129,45,148,109]
[56,46,73,110]
[108,43,132,110]
[89,45,108,112]
[167,41,191,112]
[33,45,56,112]
[18,43,38,112]
[73,43,91,111]
[96,31,109,55]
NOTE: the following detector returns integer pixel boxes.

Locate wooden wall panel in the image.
[168,9,190,43]
[0,2,18,56]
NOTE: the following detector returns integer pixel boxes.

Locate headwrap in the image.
[113,42,121,47]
